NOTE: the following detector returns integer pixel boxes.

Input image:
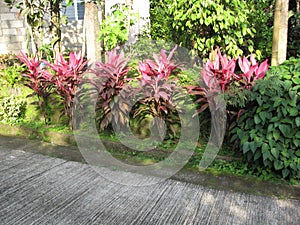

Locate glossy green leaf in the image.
[282,169,290,178]
[249,142,256,153]
[254,115,261,124]
[279,124,292,137]
[273,130,280,141]
[293,139,300,147]
[274,160,283,170]
[271,147,279,159]
[254,150,261,161]
[287,107,298,116]
[243,142,250,154]
[296,117,300,127]
[292,76,300,85]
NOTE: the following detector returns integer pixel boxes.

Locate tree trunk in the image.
[126,0,133,38]
[271,0,289,66]
[83,1,101,65]
[297,0,300,24]
[100,0,105,58]
[50,0,61,59]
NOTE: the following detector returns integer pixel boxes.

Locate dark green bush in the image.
[149,0,173,42]
[231,58,300,179]
[248,0,274,60]
[288,11,300,58]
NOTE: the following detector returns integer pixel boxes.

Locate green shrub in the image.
[149,0,173,42]
[248,0,274,60]
[0,64,24,88]
[98,3,138,51]
[0,95,27,125]
[0,54,24,94]
[231,58,300,179]
[0,54,21,69]
[0,58,28,125]
[288,12,300,58]
[169,0,259,58]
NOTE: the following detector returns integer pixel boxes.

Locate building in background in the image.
[0,0,149,55]
[0,1,27,55]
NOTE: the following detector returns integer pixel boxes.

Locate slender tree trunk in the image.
[28,22,37,55]
[22,0,36,54]
[271,0,289,66]
[83,1,101,65]
[101,0,105,58]
[126,0,133,38]
[50,0,62,59]
[297,0,300,24]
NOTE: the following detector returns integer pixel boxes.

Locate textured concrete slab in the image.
[0,147,300,225]
[0,134,299,199]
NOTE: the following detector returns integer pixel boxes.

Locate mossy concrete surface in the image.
[0,123,299,200]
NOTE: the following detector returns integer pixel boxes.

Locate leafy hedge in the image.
[0,96,26,125]
[232,58,300,179]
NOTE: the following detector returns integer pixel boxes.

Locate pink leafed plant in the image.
[238,54,269,87]
[44,51,89,124]
[17,51,52,98]
[137,45,180,102]
[133,46,181,137]
[188,48,236,114]
[89,48,131,130]
[17,51,53,124]
[202,48,237,92]
[138,45,179,82]
[188,47,269,119]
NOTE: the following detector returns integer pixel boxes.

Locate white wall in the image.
[0,1,27,54]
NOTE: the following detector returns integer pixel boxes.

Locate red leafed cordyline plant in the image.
[132,45,182,137]
[89,48,131,131]
[17,51,53,124]
[237,54,269,88]
[188,47,269,141]
[44,51,89,126]
[188,48,269,114]
[137,45,179,102]
[188,49,236,114]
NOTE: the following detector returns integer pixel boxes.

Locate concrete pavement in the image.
[0,135,300,224]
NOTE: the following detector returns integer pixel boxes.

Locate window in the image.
[62,0,85,21]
